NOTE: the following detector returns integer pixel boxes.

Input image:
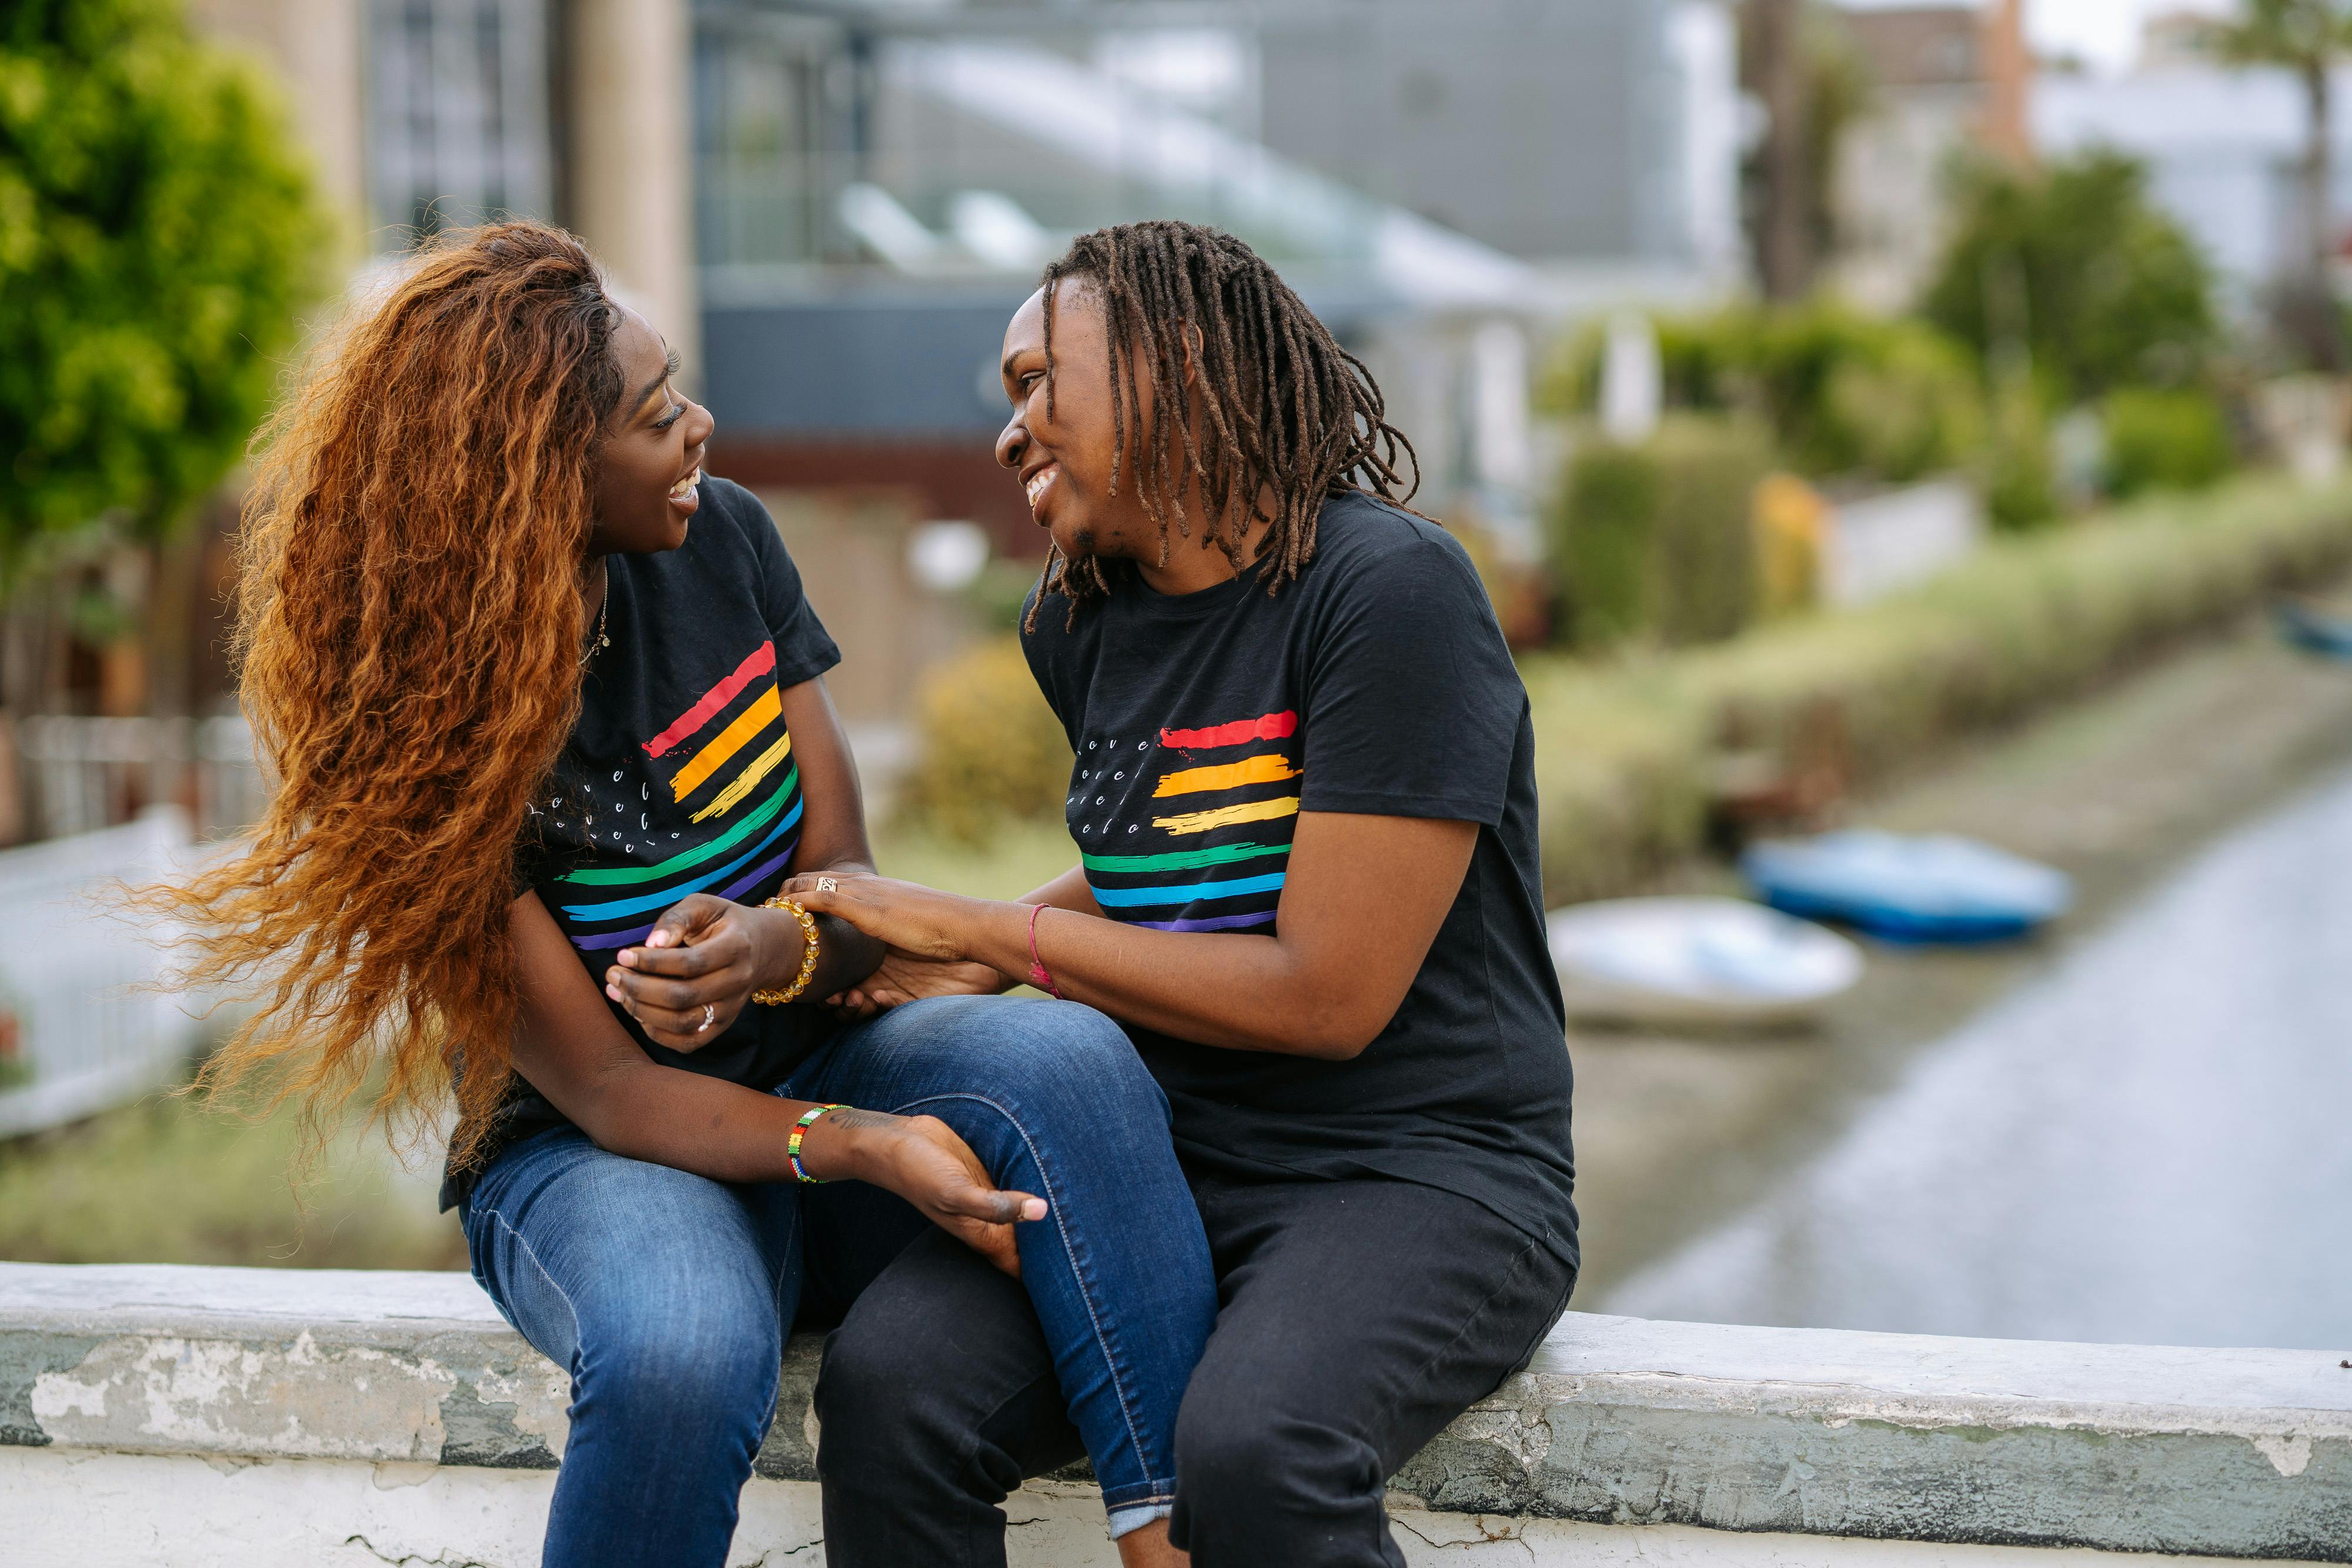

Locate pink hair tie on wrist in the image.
[1027,903,1064,999]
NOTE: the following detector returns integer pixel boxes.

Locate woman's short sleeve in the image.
[1298,531,1521,827]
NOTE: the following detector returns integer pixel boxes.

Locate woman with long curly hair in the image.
[158,220,1215,1568]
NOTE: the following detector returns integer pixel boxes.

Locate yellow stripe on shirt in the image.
[1151,795,1301,836]
[690,730,794,823]
[670,687,781,802]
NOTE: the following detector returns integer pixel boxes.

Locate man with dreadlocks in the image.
[780,221,1578,1567]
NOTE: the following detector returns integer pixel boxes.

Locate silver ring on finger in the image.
[816,875,838,893]
[699,1002,715,1033]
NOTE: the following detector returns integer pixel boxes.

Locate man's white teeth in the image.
[1026,469,1054,505]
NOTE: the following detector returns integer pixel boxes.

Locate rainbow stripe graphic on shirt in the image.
[557,638,803,953]
[644,641,776,758]
[1080,709,1299,933]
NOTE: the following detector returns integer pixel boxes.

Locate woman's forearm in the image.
[806,910,885,998]
[1021,864,1102,914]
[567,1058,816,1181]
[788,815,1471,1057]
[958,899,1364,1058]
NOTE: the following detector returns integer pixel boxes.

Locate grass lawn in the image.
[0,1064,464,1270]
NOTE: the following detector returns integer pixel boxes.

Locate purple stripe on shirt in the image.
[715,836,800,901]
[1128,908,1278,933]
[573,921,655,952]
[566,833,799,953]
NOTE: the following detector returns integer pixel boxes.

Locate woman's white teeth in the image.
[669,467,700,501]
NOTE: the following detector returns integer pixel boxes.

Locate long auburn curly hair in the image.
[149,220,625,1171]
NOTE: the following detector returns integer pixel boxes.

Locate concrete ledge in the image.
[2,1263,2347,1563]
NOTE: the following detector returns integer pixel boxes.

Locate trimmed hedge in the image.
[900,475,2352,891]
[1528,472,2352,901]
[1549,417,1775,650]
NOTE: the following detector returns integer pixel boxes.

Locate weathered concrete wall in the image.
[2,1263,2346,1567]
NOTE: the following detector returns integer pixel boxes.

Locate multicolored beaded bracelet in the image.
[787,1103,844,1184]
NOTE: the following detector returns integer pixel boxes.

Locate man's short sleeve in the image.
[734,485,842,687]
[1298,530,1522,827]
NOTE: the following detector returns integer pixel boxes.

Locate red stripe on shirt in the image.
[1159,710,1298,750]
[643,641,777,758]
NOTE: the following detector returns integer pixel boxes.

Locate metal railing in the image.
[0,808,211,1139]
[15,714,268,845]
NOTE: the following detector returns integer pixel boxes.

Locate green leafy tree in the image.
[1548,301,1983,486]
[2201,0,2352,369]
[0,0,330,569]
[1920,151,2217,406]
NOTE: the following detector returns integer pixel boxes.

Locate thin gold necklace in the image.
[580,559,611,668]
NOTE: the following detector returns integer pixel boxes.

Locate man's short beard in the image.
[1071,527,1096,553]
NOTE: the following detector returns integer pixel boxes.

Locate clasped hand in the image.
[605,881,1009,1045]
[602,892,784,1051]
[781,871,1010,1015]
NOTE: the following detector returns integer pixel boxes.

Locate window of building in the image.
[366,0,554,242]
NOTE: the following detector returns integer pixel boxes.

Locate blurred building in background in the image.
[172,0,1743,731]
[1828,1,2032,310]
[2036,41,2352,311]
[691,0,1742,599]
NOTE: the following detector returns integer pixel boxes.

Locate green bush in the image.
[1550,302,1983,486]
[1983,377,2060,530]
[1528,472,2352,900]
[2101,387,2235,499]
[0,0,332,563]
[1551,442,1658,647]
[894,636,1073,843]
[1920,150,2217,405]
[1549,417,1773,650]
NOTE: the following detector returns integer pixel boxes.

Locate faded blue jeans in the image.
[459,996,1217,1568]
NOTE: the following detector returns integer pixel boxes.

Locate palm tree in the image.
[2205,0,2352,369]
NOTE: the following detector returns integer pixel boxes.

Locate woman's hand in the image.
[606,893,800,1051]
[827,950,1010,1017]
[784,872,997,963]
[800,1107,1045,1276]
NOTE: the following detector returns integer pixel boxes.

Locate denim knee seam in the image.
[891,1088,1170,1507]
[473,1200,586,1359]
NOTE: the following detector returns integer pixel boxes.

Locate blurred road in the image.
[1601,739,2352,1351]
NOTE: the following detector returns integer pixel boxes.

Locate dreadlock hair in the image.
[136,220,627,1174]
[1024,220,1421,631]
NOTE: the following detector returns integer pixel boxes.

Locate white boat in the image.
[1546,896,1865,1029]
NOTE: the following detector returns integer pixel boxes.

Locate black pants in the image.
[814,1173,1576,1567]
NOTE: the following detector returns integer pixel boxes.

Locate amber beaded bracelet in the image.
[752,895,820,1005]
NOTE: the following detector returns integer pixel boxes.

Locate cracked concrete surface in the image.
[4,1265,2348,1565]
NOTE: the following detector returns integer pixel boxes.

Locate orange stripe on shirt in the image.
[1152,753,1301,798]
[670,687,781,802]
[1152,795,1302,836]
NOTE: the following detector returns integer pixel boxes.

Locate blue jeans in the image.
[460,996,1218,1568]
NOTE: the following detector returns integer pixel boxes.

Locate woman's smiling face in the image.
[994,282,1156,564]
[589,306,714,557]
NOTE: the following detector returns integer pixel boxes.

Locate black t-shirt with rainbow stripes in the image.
[442,477,841,1206]
[1022,492,1579,1269]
